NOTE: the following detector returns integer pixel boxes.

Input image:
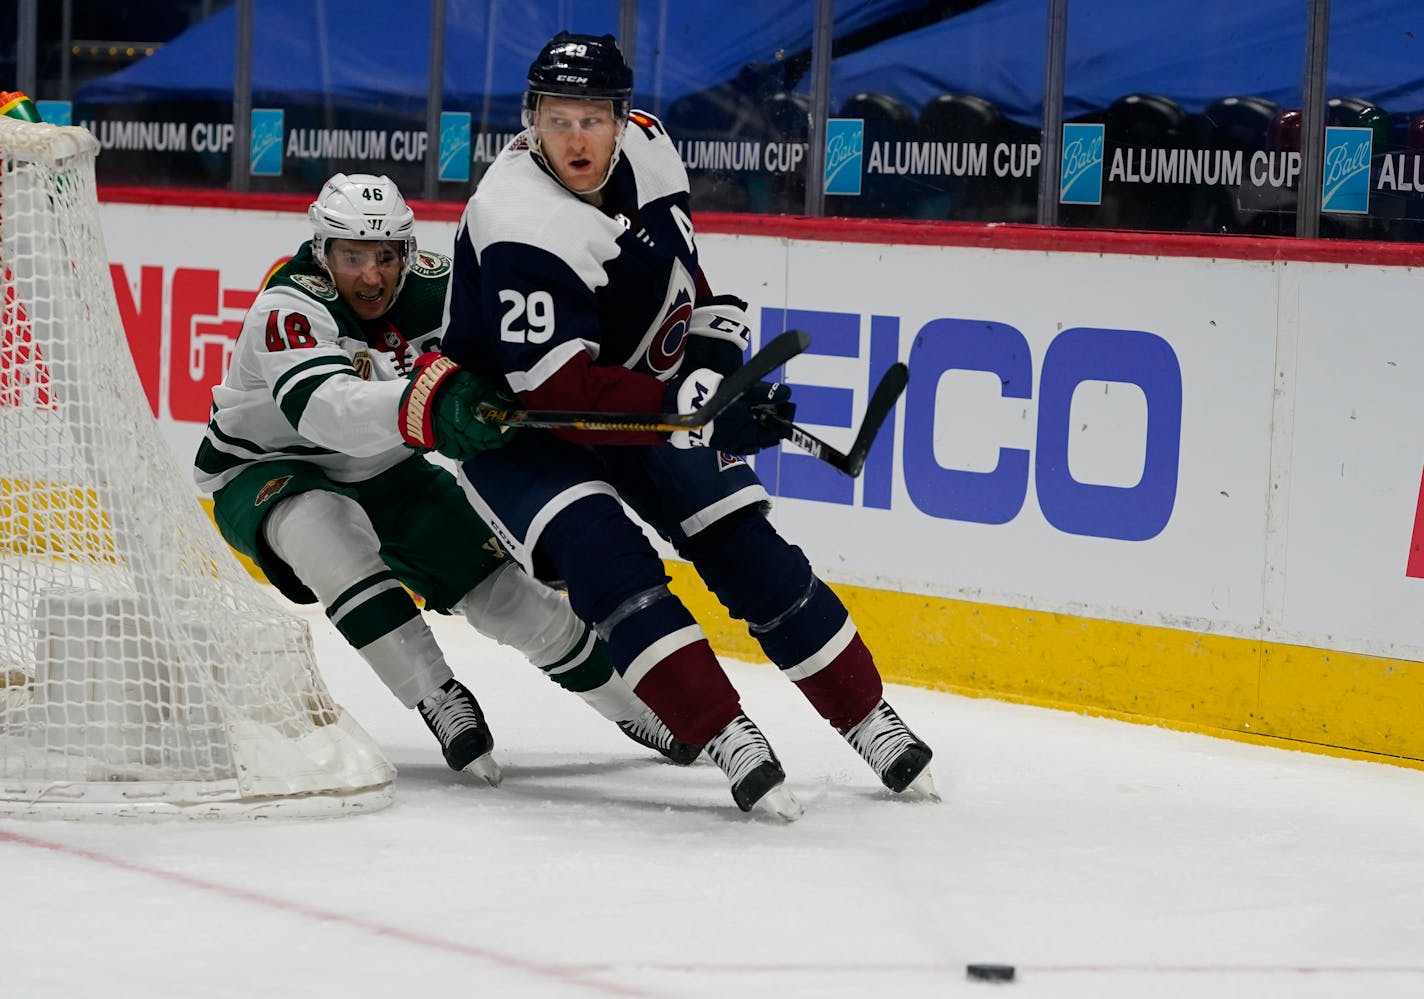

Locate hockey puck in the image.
[966,963,1016,982]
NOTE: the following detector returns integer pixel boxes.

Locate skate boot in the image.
[705,713,802,821]
[841,698,938,800]
[617,707,703,765]
[418,679,501,786]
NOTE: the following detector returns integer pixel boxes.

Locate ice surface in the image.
[4,601,1422,998]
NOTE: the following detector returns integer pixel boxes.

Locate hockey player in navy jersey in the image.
[436,32,936,818]
[196,172,697,785]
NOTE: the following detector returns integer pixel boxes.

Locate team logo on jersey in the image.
[646,295,694,375]
[290,273,338,301]
[409,250,451,278]
[716,452,747,471]
[254,475,294,507]
[352,350,373,380]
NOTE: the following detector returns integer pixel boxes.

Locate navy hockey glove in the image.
[399,353,515,459]
[668,367,795,455]
[681,294,751,376]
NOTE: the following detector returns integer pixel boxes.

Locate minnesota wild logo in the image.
[290,273,338,300]
[410,251,451,279]
[254,475,294,506]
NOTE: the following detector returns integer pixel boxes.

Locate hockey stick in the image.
[756,361,909,478]
[475,329,811,432]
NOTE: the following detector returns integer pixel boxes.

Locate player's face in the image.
[533,97,622,193]
[326,238,404,319]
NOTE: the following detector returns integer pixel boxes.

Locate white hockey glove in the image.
[668,367,794,455]
[682,294,751,376]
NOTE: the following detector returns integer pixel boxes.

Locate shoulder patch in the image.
[290,272,338,301]
[409,250,451,278]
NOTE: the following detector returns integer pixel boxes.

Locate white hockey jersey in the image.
[193,242,451,493]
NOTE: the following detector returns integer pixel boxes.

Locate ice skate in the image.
[617,706,703,765]
[418,679,501,786]
[705,713,802,821]
[842,699,938,801]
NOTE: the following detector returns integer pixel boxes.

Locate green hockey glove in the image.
[399,353,515,459]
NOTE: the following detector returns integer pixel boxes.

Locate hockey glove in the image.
[399,353,515,459]
[681,294,751,376]
[667,367,795,455]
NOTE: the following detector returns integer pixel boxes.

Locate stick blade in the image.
[842,362,909,477]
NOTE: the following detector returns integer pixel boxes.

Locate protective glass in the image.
[325,241,406,274]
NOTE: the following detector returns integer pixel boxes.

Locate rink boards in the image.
[92,197,1424,769]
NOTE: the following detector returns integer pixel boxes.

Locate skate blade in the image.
[753,784,804,822]
[900,766,941,802]
[463,753,503,787]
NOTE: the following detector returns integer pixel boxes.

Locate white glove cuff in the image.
[669,367,723,449]
[688,302,752,351]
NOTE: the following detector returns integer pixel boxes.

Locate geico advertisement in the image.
[707,241,1281,636]
[86,203,1424,659]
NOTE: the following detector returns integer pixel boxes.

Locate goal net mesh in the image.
[0,115,394,818]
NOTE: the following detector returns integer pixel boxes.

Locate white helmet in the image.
[308,173,417,272]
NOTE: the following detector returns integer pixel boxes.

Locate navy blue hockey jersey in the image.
[442,111,712,441]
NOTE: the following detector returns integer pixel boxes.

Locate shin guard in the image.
[684,508,883,731]
[540,499,741,746]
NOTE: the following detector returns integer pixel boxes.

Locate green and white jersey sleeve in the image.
[194,279,412,494]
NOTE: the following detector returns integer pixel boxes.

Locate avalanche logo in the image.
[645,293,694,375]
[254,475,293,506]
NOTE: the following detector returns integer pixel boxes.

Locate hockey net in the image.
[0,116,395,818]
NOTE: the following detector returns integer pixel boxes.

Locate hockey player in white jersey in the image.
[436,33,936,817]
[196,172,698,784]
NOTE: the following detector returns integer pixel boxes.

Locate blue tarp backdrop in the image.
[830,0,1424,126]
[74,0,928,124]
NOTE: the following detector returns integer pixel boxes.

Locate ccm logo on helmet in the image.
[556,74,590,84]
